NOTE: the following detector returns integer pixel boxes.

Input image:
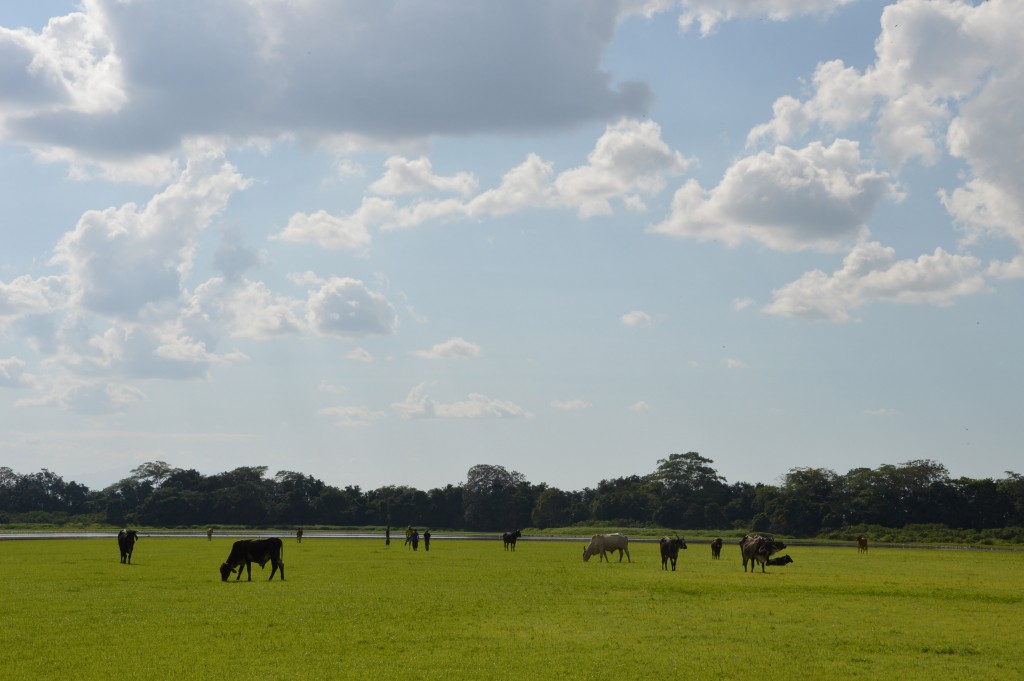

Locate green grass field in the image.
[1,536,1020,680]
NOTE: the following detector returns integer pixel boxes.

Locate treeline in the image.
[2,454,1024,540]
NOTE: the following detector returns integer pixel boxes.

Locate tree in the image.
[532,488,570,529]
[426,485,464,529]
[591,476,655,524]
[462,464,528,531]
[647,452,728,529]
[129,461,178,487]
[273,471,326,524]
[773,467,839,536]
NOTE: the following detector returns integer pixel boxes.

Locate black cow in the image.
[220,538,285,582]
[659,536,688,571]
[117,529,139,564]
[502,530,522,551]
[710,537,723,559]
[766,554,794,566]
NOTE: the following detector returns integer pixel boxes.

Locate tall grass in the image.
[1,537,1020,679]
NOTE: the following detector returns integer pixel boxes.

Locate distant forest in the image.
[3,453,1024,541]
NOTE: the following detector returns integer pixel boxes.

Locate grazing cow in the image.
[219,538,285,582]
[857,535,868,553]
[502,530,522,551]
[766,554,794,566]
[582,533,631,563]
[740,534,787,573]
[659,536,688,571]
[710,537,723,559]
[117,529,139,564]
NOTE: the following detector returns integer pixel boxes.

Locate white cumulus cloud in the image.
[413,337,481,360]
[764,241,990,322]
[652,139,893,252]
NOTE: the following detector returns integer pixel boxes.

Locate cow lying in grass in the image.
[765,554,794,567]
[220,538,285,582]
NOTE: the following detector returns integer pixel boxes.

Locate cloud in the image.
[0,275,65,327]
[271,118,687,246]
[629,400,650,412]
[345,347,374,363]
[764,241,989,322]
[201,279,304,339]
[51,149,249,319]
[305,276,399,338]
[369,156,478,197]
[273,209,373,252]
[731,297,755,311]
[553,118,692,217]
[0,357,36,388]
[743,0,1024,268]
[392,383,533,420]
[191,273,399,341]
[652,139,893,252]
[551,399,590,411]
[0,7,125,117]
[620,310,654,327]
[413,337,481,360]
[864,407,895,417]
[676,0,856,36]
[1,1,650,162]
[317,380,343,394]
[17,380,146,415]
[723,358,747,370]
[318,405,385,428]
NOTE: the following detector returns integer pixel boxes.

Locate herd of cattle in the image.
[114,528,872,578]
[581,532,797,572]
[117,531,288,581]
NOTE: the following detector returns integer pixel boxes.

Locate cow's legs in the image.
[269,559,285,581]
[624,548,631,563]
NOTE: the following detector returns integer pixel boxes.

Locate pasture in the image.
[0,536,1020,680]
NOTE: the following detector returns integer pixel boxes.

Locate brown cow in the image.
[710,537,723,559]
[857,535,868,553]
[740,534,786,573]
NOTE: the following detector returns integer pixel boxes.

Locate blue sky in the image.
[1,0,1021,492]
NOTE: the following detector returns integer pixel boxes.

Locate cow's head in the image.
[582,546,592,562]
[219,562,234,581]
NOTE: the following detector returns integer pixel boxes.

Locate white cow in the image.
[582,533,631,563]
